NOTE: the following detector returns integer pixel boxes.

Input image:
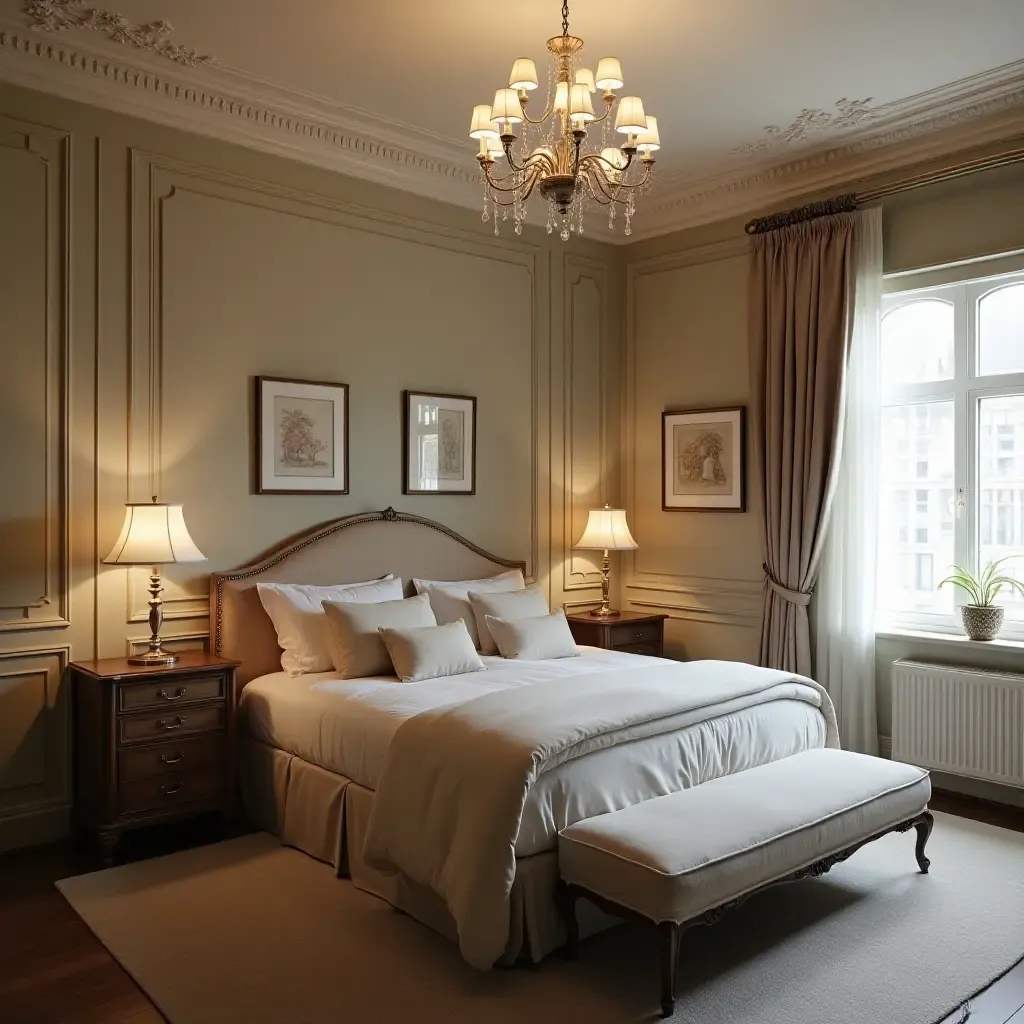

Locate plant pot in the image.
[959,604,1005,641]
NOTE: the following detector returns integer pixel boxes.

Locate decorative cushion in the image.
[486,609,579,661]
[558,748,931,926]
[379,620,486,683]
[257,576,404,675]
[468,585,549,655]
[412,570,525,649]
[323,593,436,679]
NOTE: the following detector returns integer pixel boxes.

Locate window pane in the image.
[878,401,955,614]
[881,299,954,386]
[978,394,1024,620]
[978,284,1024,376]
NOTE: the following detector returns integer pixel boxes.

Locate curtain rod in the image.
[744,145,1024,235]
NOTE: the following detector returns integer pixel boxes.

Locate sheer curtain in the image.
[814,206,883,754]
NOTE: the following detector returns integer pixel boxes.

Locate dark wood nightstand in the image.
[565,610,667,657]
[70,651,240,866]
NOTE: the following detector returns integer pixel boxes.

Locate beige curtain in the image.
[750,213,855,676]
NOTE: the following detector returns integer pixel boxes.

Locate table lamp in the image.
[573,504,638,618]
[103,497,206,665]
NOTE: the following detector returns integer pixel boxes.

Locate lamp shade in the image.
[595,57,624,91]
[575,67,597,93]
[509,58,538,90]
[569,83,596,123]
[103,501,206,565]
[635,114,661,152]
[491,88,524,124]
[470,104,499,139]
[615,96,647,135]
[553,80,569,114]
[485,136,505,160]
[573,506,638,551]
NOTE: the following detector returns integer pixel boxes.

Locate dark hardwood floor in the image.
[0,794,1021,1024]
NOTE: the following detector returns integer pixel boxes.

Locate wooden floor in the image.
[1,794,1022,1024]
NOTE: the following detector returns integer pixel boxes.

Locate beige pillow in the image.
[486,609,580,661]
[412,570,525,649]
[323,593,436,679]
[379,620,486,683]
[257,576,404,675]
[468,585,549,655]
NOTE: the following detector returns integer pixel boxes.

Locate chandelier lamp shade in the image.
[469,0,661,240]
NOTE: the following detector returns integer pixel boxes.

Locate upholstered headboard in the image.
[210,507,527,686]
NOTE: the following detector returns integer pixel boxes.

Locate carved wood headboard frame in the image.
[210,507,527,685]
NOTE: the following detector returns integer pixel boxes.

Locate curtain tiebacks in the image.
[762,563,813,607]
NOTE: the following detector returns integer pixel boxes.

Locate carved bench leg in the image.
[556,881,580,961]
[914,810,934,874]
[659,921,680,1018]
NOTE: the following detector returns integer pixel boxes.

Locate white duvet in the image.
[239,648,829,856]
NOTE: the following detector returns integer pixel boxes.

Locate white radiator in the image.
[892,659,1024,788]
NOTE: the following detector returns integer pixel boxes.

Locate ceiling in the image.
[2,0,1023,239]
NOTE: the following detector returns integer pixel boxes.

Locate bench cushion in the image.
[558,748,930,924]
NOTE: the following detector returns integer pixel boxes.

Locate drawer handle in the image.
[159,752,184,765]
[632,631,647,640]
[157,687,187,701]
[156,716,186,731]
[160,781,185,796]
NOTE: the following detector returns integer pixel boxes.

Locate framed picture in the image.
[256,376,349,494]
[662,406,746,512]
[403,391,476,495]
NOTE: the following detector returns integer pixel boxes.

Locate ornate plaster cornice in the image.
[1,10,1022,242]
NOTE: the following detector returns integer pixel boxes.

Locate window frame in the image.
[879,263,1024,640]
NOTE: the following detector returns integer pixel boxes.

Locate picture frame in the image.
[256,376,349,494]
[403,391,477,495]
[662,406,746,512]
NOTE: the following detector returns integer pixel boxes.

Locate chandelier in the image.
[469,0,660,241]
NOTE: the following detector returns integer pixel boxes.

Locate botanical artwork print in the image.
[274,396,334,477]
[673,422,733,496]
[438,408,465,480]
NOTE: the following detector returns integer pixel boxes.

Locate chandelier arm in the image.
[581,166,618,205]
[525,150,559,175]
[482,164,528,193]
[502,139,530,173]
[580,152,626,174]
[521,103,554,125]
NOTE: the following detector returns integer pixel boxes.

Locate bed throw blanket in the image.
[363,659,839,968]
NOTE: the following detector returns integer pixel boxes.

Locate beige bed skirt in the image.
[238,736,610,963]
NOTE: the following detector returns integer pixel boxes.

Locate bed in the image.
[212,507,836,965]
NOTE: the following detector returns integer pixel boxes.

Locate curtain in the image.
[750,213,856,677]
[814,208,883,753]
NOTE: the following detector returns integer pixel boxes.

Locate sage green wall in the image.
[622,150,1024,767]
[0,81,624,851]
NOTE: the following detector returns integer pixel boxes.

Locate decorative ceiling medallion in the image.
[733,98,877,155]
[23,0,213,67]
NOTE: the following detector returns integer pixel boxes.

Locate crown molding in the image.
[1,13,1022,243]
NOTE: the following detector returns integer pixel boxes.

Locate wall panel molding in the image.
[0,116,70,632]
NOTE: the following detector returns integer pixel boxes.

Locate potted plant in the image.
[938,558,1024,641]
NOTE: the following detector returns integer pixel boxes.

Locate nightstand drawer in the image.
[117,674,225,712]
[118,704,224,745]
[118,769,223,816]
[119,736,223,782]
[614,641,662,658]
[610,621,661,646]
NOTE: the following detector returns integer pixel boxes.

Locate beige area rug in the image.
[58,811,1024,1024]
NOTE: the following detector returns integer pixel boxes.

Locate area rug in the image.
[57,811,1024,1024]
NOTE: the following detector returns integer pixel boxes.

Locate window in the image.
[878,269,1024,636]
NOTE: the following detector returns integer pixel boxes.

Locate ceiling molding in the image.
[1,12,1022,243]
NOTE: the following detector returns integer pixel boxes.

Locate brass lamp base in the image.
[128,567,178,666]
[590,606,621,618]
[588,549,621,618]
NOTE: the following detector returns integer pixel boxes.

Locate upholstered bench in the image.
[556,748,933,1017]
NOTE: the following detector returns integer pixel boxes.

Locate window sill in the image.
[875,628,1024,653]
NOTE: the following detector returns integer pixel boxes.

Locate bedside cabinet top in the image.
[564,610,668,625]
[70,650,240,682]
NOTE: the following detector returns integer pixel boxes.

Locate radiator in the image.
[892,659,1024,788]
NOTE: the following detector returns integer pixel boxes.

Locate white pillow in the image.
[323,593,437,679]
[379,620,486,683]
[468,585,549,655]
[412,569,525,649]
[486,609,580,661]
[257,576,403,675]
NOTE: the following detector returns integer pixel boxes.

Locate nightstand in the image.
[70,651,239,866]
[565,611,668,657]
